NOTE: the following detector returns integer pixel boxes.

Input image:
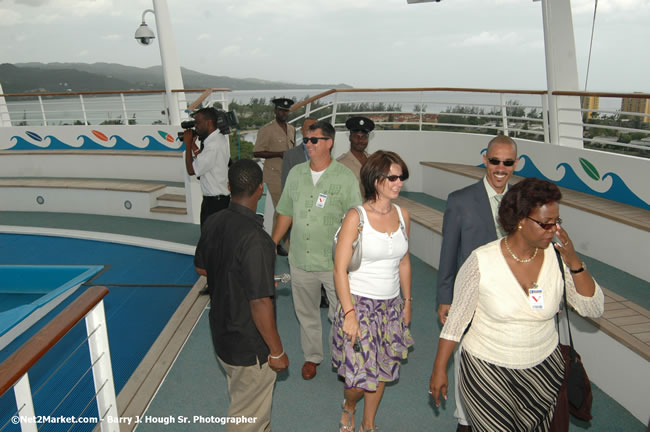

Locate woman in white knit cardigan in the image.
[429,178,604,432]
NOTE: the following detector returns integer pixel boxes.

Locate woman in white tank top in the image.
[332,151,414,432]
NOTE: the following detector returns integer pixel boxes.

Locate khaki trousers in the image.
[289,265,338,364]
[218,357,277,432]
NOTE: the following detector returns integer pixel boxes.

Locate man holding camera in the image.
[183,107,231,225]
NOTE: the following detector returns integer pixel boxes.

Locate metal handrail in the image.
[290,87,547,112]
[0,286,109,395]
[0,89,230,98]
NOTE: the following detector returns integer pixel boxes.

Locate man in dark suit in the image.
[436,135,518,432]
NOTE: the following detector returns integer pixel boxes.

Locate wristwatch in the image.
[570,261,587,274]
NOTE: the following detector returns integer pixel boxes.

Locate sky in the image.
[0,0,648,92]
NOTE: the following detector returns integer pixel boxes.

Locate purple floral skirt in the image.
[331,295,414,392]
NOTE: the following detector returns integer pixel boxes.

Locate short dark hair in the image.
[308,121,335,141]
[498,177,562,234]
[228,159,263,198]
[486,135,518,156]
[360,150,409,201]
[192,107,218,128]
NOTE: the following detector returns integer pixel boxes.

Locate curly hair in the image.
[360,150,409,201]
[498,177,562,234]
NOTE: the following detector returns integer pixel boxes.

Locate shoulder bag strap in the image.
[554,247,576,358]
[354,206,364,232]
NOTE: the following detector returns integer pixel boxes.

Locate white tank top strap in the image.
[393,203,408,240]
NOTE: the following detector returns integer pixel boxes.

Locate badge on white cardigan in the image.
[529,283,544,310]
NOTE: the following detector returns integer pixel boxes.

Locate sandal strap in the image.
[339,400,355,432]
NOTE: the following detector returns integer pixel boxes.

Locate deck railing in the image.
[288,88,650,158]
[1,87,648,158]
[0,286,118,432]
[0,89,229,127]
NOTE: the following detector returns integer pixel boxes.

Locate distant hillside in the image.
[0,62,350,93]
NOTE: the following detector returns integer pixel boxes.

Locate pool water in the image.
[0,234,197,432]
[0,265,104,351]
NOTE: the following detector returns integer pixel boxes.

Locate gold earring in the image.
[518,225,522,230]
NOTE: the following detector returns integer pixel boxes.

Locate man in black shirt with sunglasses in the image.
[436,135,518,432]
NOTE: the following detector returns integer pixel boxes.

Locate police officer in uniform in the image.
[254,98,296,256]
[337,116,375,196]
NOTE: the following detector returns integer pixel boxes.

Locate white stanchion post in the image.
[500,93,509,137]
[183,163,202,224]
[0,83,13,127]
[85,300,119,432]
[13,373,37,432]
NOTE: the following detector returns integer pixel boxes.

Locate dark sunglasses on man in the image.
[302,136,330,144]
[487,157,516,167]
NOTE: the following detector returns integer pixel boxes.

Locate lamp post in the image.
[135,0,187,125]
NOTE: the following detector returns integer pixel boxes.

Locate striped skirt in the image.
[459,346,565,432]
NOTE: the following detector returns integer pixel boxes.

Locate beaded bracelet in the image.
[404,297,413,302]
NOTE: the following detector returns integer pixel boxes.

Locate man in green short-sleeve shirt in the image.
[273,121,361,380]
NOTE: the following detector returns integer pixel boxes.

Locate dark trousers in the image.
[200,195,230,226]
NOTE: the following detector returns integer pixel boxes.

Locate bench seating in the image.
[421,162,650,232]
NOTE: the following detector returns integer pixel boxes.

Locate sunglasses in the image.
[382,174,408,182]
[527,216,562,230]
[302,136,330,144]
[487,157,516,167]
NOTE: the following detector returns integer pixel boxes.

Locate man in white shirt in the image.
[183,107,231,226]
[436,135,518,432]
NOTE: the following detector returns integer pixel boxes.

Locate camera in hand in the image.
[177,109,239,139]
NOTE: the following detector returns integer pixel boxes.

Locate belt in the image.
[203,195,229,200]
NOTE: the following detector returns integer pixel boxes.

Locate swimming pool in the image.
[0,265,103,351]
[0,233,197,431]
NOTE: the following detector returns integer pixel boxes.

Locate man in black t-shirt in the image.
[195,159,289,431]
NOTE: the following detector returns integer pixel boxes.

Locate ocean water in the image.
[4,89,624,126]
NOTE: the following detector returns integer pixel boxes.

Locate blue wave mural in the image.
[76,135,113,149]
[9,136,47,150]
[141,135,181,151]
[479,154,649,210]
[9,132,181,151]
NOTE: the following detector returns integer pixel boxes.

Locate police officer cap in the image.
[271,98,294,110]
[345,116,375,133]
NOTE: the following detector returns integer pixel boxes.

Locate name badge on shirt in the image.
[529,287,544,310]
[316,193,327,208]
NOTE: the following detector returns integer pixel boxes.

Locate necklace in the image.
[504,236,538,263]
[367,202,392,215]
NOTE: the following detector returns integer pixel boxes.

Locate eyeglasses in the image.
[382,174,408,182]
[302,136,330,144]
[527,216,562,230]
[487,157,516,167]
